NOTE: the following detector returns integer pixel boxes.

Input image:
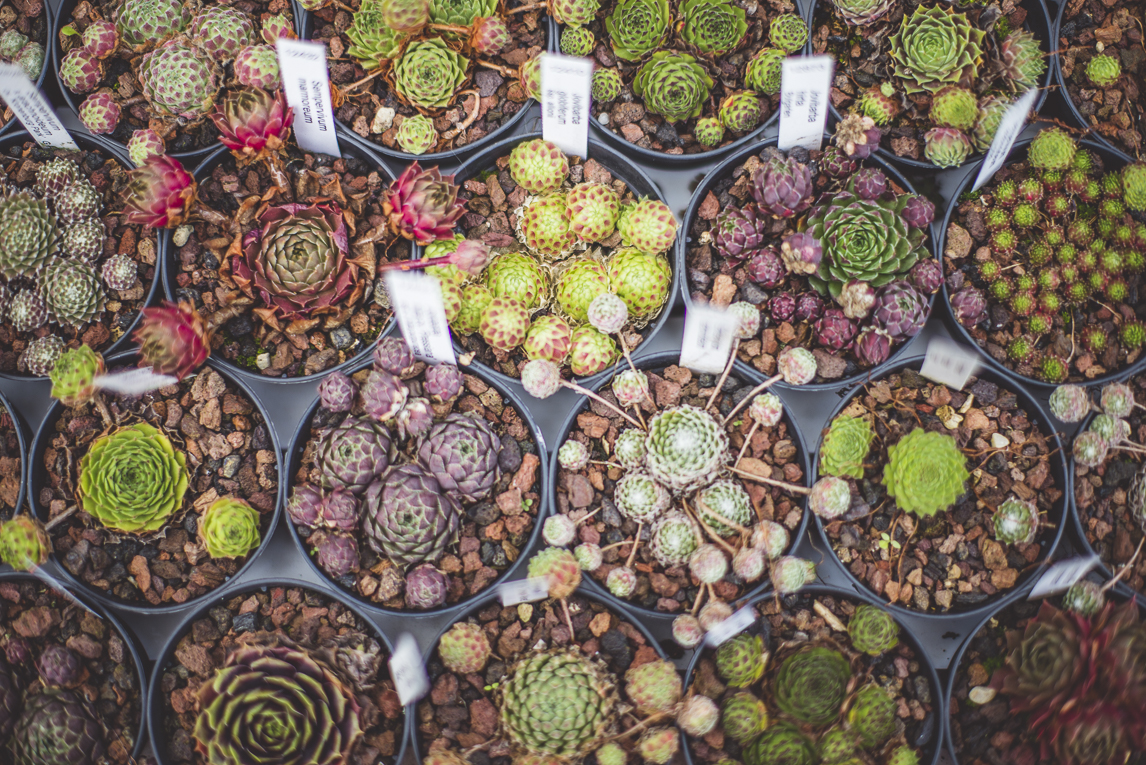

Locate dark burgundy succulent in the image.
[405,563,449,609]
[950,286,988,327]
[813,308,858,350]
[872,281,928,339]
[769,293,797,323]
[288,484,323,527]
[818,146,856,179]
[909,259,944,294]
[854,327,892,367]
[37,645,81,688]
[713,205,765,260]
[746,249,786,288]
[902,194,936,228]
[852,167,887,200]
[794,293,825,323]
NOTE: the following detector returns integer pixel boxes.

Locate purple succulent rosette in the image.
[684,144,937,385]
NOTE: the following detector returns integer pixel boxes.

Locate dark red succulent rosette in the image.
[0,1,51,137]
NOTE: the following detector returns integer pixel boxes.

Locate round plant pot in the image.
[146,578,409,765]
[299,4,546,165]
[937,136,1141,389]
[30,350,283,614]
[548,349,811,619]
[50,0,303,163]
[0,569,149,761]
[449,132,680,390]
[161,141,401,383]
[811,354,1068,621]
[284,353,548,617]
[411,586,679,765]
[681,584,943,765]
[813,0,1053,170]
[678,135,940,391]
[0,130,163,379]
[0,1,52,140]
[0,387,28,521]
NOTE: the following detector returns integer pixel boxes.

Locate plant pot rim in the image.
[161,141,400,384]
[812,0,1054,170]
[676,134,940,391]
[0,1,53,141]
[408,584,675,765]
[0,568,149,759]
[298,7,546,165]
[809,352,1069,622]
[283,352,550,618]
[0,129,164,380]
[145,575,410,765]
[679,583,944,765]
[29,348,285,614]
[449,131,680,391]
[936,136,1143,389]
[0,385,29,519]
[545,348,812,620]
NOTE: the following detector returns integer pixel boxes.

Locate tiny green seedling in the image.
[878,533,901,551]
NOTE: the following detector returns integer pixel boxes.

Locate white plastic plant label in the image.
[541,53,593,159]
[778,56,834,152]
[680,303,740,375]
[920,336,980,390]
[276,38,340,157]
[705,606,756,647]
[389,633,429,706]
[94,368,179,395]
[972,89,1039,192]
[385,271,456,365]
[499,576,550,606]
[0,64,77,150]
[1028,555,1100,600]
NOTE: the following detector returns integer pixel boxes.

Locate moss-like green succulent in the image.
[605,0,670,61]
[484,252,548,311]
[715,634,766,687]
[721,692,768,744]
[1028,127,1077,172]
[848,604,900,656]
[78,422,189,534]
[745,47,785,95]
[819,414,873,479]
[930,86,978,131]
[345,0,406,69]
[846,685,896,748]
[392,38,468,109]
[1123,162,1146,212]
[633,51,713,123]
[678,0,748,55]
[744,722,817,765]
[772,646,851,726]
[0,515,49,571]
[1086,54,1121,87]
[817,727,859,763]
[49,344,105,406]
[199,496,261,558]
[429,0,496,26]
[883,428,968,517]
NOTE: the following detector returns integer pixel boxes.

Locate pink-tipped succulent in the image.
[383,162,466,245]
[132,300,212,380]
[260,13,295,44]
[405,563,448,609]
[120,155,197,228]
[211,87,293,163]
[471,16,510,54]
[82,20,118,59]
[424,363,463,403]
[78,92,120,134]
[522,359,562,399]
[374,336,416,376]
[854,327,891,366]
[672,614,704,648]
[779,232,821,275]
[127,129,165,165]
[588,293,629,334]
[59,49,102,93]
[233,45,281,90]
[312,532,359,577]
[612,368,649,407]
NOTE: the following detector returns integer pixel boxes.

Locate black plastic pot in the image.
[450,131,680,390]
[677,135,940,391]
[29,350,284,614]
[299,4,547,165]
[936,136,1141,389]
[161,142,400,384]
[0,2,52,139]
[49,0,303,163]
[0,130,163,379]
[410,585,678,765]
[810,354,1069,621]
[547,349,812,619]
[680,584,943,765]
[813,0,1053,171]
[0,386,28,519]
[146,577,409,765]
[0,569,149,760]
[284,354,549,617]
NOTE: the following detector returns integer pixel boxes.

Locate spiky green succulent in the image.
[859,83,899,125]
[722,692,768,744]
[633,51,713,123]
[429,0,496,27]
[745,47,785,95]
[555,259,611,323]
[818,727,859,763]
[522,195,577,258]
[484,252,548,311]
[993,497,1038,545]
[999,30,1046,91]
[883,428,968,517]
[719,92,761,133]
[561,26,595,56]
[744,722,816,765]
[1122,163,1146,212]
[772,646,851,726]
[925,127,973,168]
[716,634,766,687]
[137,42,217,118]
[769,13,807,53]
[608,247,671,319]
[0,191,57,279]
[889,5,986,94]
[1028,127,1077,172]
[625,660,682,713]
[679,0,748,55]
[392,38,468,109]
[346,0,407,69]
[592,68,623,101]
[848,605,900,656]
[439,622,491,674]
[695,479,752,535]
[0,516,49,571]
[847,686,896,747]
[930,86,978,131]
[115,0,190,47]
[198,497,261,559]
[605,0,670,61]
[644,404,728,493]
[694,117,725,147]
[396,115,438,155]
[819,414,873,479]
[650,511,700,567]
[1086,53,1121,87]
[49,344,104,405]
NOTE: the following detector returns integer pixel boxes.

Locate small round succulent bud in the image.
[439,622,491,674]
[848,604,899,655]
[1086,53,1121,86]
[0,30,26,58]
[0,516,48,571]
[625,659,682,714]
[543,515,577,547]
[612,368,650,408]
[983,208,1008,231]
[1061,579,1104,616]
[521,359,562,399]
[809,476,851,520]
[749,392,783,427]
[317,370,356,412]
[405,563,449,609]
[1026,312,1052,335]
[716,633,765,686]
[587,292,628,334]
[1072,430,1108,468]
[698,600,732,631]
[776,346,817,385]
[771,555,815,594]
[396,115,438,156]
[614,428,646,469]
[558,439,590,471]
[672,614,705,648]
[592,68,622,102]
[82,20,118,58]
[596,742,626,765]
[574,543,602,571]
[79,92,121,134]
[888,745,921,765]
[779,232,822,275]
[1088,413,1126,445]
[746,248,786,288]
[854,327,891,367]
[1029,127,1077,172]
[732,546,765,582]
[1007,336,1034,362]
[689,544,728,583]
[559,25,594,56]
[909,259,943,295]
[722,692,768,743]
[677,695,719,736]
[637,727,678,765]
[1100,382,1135,418]
[606,565,636,597]
[988,279,1013,301]
[751,520,789,559]
[37,645,81,687]
[102,254,137,291]
[858,84,899,125]
[694,117,725,148]
[313,532,359,580]
[769,293,797,323]
[127,129,165,165]
[529,547,582,598]
[728,301,760,339]
[21,335,65,376]
[719,92,762,134]
[993,497,1039,545]
[1122,321,1146,349]
[852,167,887,200]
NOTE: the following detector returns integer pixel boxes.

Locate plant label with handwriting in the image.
[389,633,429,706]
[541,53,593,159]
[972,89,1039,192]
[778,56,833,152]
[920,336,980,390]
[705,606,756,647]
[0,64,77,150]
[276,38,340,157]
[385,270,456,365]
[680,303,740,375]
[499,576,550,606]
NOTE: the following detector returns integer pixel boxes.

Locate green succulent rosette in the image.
[644,404,728,493]
[605,0,670,61]
[883,428,969,517]
[847,685,897,747]
[198,496,261,559]
[78,422,189,534]
[819,414,873,479]
[346,0,406,69]
[772,646,851,726]
[392,38,469,110]
[848,604,900,655]
[633,51,713,123]
[678,0,748,55]
[49,345,105,406]
[429,0,496,27]
[484,252,549,312]
[744,722,816,765]
[889,4,985,94]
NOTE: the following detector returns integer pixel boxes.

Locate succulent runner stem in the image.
[443,91,481,140]
[625,521,643,567]
[606,712,672,741]
[1103,537,1144,592]
[477,59,518,77]
[722,374,783,425]
[682,500,738,555]
[691,583,706,614]
[735,421,760,466]
[705,340,739,411]
[588,459,622,468]
[92,393,114,428]
[696,498,753,537]
[340,68,386,97]
[561,597,575,637]
[727,465,811,495]
[564,380,643,428]
[44,505,78,532]
[506,2,547,13]
[429,23,472,33]
[577,506,603,525]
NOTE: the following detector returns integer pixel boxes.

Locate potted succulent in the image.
[0,389,26,520]
[681,137,940,388]
[149,580,407,765]
[1055,0,1145,158]
[414,584,685,765]
[441,134,677,385]
[285,336,546,613]
[53,0,299,159]
[946,580,1145,764]
[682,586,940,765]
[941,129,1146,385]
[808,356,1067,616]
[0,572,147,765]
[31,343,281,611]
[0,132,161,377]
[553,0,807,159]
[537,347,815,640]
[810,0,1052,168]
[0,1,50,137]
[302,0,548,160]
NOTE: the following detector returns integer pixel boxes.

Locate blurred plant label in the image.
[972,89,1038,192]
[541,53,593,159]
[0,64,77,150]
[94,369,178,395]
[499,576,550,606]
[706,606,756,647]
[920,336,980,390]
[778,56,833,152]
[681,303,739,374]
[1029,555,1100,599]
[389,633,429,706]
[276,38,340,157]
[385,271,456,365]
